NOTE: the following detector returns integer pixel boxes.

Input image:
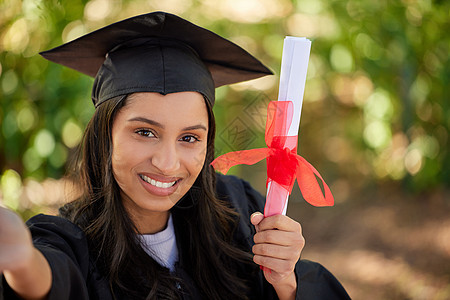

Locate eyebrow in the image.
[128,117,207,131]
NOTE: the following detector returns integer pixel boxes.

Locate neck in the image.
[128,210,170,234]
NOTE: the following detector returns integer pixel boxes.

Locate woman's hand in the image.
[0,206,52,300]
[251,212,305,300]
[0,206,34,273]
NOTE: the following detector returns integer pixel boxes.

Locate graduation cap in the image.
[40,11,273,107]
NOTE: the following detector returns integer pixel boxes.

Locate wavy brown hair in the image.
[60,94,254,299]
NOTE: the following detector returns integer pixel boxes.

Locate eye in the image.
[136,129,155,138]
[179,135,199,143]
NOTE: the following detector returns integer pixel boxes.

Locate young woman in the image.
[0,12,350,300]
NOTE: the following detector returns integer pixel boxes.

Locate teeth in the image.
[140,175,176,188]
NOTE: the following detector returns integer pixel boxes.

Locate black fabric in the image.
[0,174,350,300]
[92,38,215,107]
[39,11,273,107]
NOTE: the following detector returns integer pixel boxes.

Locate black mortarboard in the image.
[40,11,273,107]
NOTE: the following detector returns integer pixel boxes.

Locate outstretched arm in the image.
[251,212,305,300]
[0,206,52,300]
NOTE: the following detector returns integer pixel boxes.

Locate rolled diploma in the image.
[264,37,311,217]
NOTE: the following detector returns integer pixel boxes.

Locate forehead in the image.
[117,92,209,126]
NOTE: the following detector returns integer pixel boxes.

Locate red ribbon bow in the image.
[211,101,334,208]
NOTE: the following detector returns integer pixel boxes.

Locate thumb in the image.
[250,212,264,232]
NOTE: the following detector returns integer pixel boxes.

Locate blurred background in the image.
[0,0,449,298]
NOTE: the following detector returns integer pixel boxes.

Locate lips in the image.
[138,173,182,197]
[139,174,177,188]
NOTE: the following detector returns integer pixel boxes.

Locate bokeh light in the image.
[34,129,56,158]
[2,111,18,138]
[330,44,354,73]
[17,105,38,132]
[23,147,43,173]
[2,18,29,54]
[364,120,392,150]
[84,0,114,21]
[0,169,22,210]
[1,69,18,95]
[62,119,83,148]
[62,20,87,43]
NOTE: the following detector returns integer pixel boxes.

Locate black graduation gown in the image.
[1,174,350,300]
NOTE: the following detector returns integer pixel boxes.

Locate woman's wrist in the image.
[272,272,297,300]
[4,247,52,300]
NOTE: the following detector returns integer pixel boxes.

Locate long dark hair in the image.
[60,94,254,299]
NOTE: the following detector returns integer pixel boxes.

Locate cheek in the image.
[111,150,126,184]
[186,145,207,175]
[111,139,142,179]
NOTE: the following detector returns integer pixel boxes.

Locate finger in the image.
[250,212,264,225]
[257,214,302,234]
[252,243,300,261]
[253,255,295,275]
[250,212,264,232]
[254,230,305,247]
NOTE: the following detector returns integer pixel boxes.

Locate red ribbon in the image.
[211,101,334,208]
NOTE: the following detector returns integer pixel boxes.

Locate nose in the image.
[151,141,181,174]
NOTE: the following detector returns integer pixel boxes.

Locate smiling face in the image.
[111,92,209,233]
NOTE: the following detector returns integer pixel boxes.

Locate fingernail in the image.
[251,212,263,219]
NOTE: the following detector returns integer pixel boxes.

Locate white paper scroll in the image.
[265,36,311,216]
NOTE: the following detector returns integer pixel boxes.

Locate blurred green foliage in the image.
[0,0,449,210]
